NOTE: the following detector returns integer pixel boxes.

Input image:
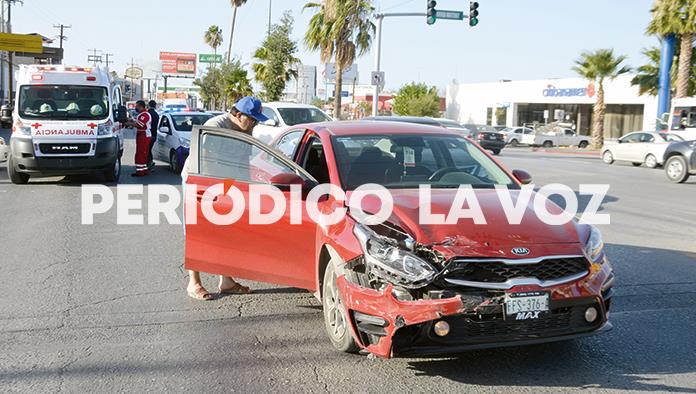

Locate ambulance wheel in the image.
[8,155,29,184]
[169,150,181,173]
[103,157,121,182]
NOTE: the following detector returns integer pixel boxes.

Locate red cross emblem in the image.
[31,123,42,129]
[87,123,98,129]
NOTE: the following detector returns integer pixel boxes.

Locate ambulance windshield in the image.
[18,85,109,120]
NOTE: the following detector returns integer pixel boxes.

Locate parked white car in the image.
[154,111,213,172]
[503,127,535,146]
[601,131,684,168]
[0,136,8,162]
[533,128,590,148]
[255,102,332,143]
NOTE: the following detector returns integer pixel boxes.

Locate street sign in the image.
[199,54,222,64]
[434,10,465,20]
[371,71,385,87]
[125,67,143,79]
[0,32,43,53]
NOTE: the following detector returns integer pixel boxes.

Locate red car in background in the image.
[184,121,614,358]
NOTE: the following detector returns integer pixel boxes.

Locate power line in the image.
[87,48,102,65]
[53,24,71,50]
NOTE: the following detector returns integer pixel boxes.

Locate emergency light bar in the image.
[30,65,93,73]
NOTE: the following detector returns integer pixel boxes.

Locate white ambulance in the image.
[8,65,127,184]
[667,97,696,141]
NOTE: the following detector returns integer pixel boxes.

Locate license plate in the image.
[505,291,549,317]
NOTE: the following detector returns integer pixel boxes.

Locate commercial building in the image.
[446,75,658,138]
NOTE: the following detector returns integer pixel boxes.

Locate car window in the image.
[639,133,655,143]
[160,116,170,129]
[171,114,212,132]
[199,132,301,183]
[300,137,330,184]
[277,107,331,126]
[564,129,574,136]
[659,133,684,142]
[621,133,641,143]
[274,130,304,159]
[523,128,534,134]
[262,107,279,124]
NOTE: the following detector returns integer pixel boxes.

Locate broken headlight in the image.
[353,223,437,289]
[583,225,604,262]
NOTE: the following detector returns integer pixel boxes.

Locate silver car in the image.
[601,131,684,168]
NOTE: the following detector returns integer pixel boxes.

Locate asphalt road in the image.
[1,134,696,393]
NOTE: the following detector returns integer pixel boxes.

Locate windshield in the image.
[18,85,109,120]
[171,114,212,132]
[277,107,331,126]
[332,134,516,190]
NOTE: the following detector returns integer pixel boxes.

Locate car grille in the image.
[442,303,601,342]
[39,143,91,154]
[446,256,588,284]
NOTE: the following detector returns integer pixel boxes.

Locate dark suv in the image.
[663,140,696,183]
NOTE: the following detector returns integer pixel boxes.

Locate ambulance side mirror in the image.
[115,106,128,123]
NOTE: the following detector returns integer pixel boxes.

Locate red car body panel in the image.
[185,121,613,358]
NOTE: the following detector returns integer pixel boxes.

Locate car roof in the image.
[301,120,459,137]
[264,102,321,109]
[163,111,211,117]
[362,116,442,126]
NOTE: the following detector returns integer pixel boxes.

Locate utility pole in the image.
[87,48,102,65]
[53,24,71,50]
[104,53,114,68]
[7,0,14,105]
[267,0,272,36]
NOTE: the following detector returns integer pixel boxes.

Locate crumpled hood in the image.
[348,188,583,259]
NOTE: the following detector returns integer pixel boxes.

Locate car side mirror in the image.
[269,173,320,199]
[263,119,278,127]
[617,139,623,144]
[159,126,170,134]
[115,106,128,123]
[512,169,533,185]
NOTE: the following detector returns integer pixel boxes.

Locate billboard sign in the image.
[160,51,197,75]
[323,63,358,83]
[124,67,143,79]
[0,32,43,53]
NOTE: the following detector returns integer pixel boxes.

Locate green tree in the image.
[253,11,300,102]
[204,25,223,69]
[227,0,248,63]
[194,58,253,110]
[631,42,696,96]
[392,82,440,117]
[572,49,631,148]
[647,0,696,98]
[304,0,374,118]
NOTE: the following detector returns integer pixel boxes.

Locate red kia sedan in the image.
[184,121,614,358]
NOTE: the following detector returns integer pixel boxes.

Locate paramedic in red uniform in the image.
[126,100,152,177]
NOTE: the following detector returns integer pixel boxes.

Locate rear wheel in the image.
[665,155,690,183]
[103,157,121,182]
[509,139,519,147]
[8,155,29,184]
[169,150,181,173]
[644,154,658,169]
[542,141,553,148]
[492,149,501,155]
[322,262,359,353]
[578,141,589,149]
[602,150,614,164]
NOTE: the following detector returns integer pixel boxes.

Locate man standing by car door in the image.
[181,96,269,300]
[147,100,160,171]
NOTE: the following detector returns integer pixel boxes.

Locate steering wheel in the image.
[428,167,461,182]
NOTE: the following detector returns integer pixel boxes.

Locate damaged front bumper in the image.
[335,262,613,358]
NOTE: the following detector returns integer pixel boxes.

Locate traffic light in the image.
[426,0,437,25]
[469,1,479,27]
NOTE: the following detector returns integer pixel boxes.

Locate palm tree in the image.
[631,41,696,96]
[252,46,300,101]
[304,0,374,118]
[647,0,696,98]
[204,25,223,70]
[572,49,631,148]
[227,0,248,63]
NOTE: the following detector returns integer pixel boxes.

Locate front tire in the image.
[8,155,29,184]
[169,150,181,173]
[322,262,359,354]
[578,141,589,149]
[103,157,121,182]
[644,154,658,169]
[665,155,690,183]
[632,162,642,167]
[492,149,501,155]
[542,141,553,148]
[509,139,519,147]
[602,150,614,164]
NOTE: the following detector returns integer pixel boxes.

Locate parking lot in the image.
[1,134,695,393]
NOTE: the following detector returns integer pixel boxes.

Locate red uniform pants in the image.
[135,133,151,175]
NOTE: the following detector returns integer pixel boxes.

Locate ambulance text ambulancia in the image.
[8,65,127,184]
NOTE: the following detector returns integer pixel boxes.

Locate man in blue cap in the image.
[181,96,269,300]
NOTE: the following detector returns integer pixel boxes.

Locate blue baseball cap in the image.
[233,96,268,122]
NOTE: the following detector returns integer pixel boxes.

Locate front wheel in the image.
[632,162,642,167]
[644,154,658,169]
[322,262,359,353]
[602,150,614,164]
[509,139,519,147]
[103,157,121,182]
[492,149,501,155]
[542,141,553,148]
[665,155,690,183]
[8,155,29,184]
[578,141,589,149]
[169,150,181,173]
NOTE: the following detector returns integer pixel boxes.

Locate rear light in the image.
[477,133,484,140]
[32,74,43,81]
[86,76,96,81]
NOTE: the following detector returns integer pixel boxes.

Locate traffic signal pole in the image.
[372,12,426,116]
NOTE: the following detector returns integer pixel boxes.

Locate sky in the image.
[12,0,659,93]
